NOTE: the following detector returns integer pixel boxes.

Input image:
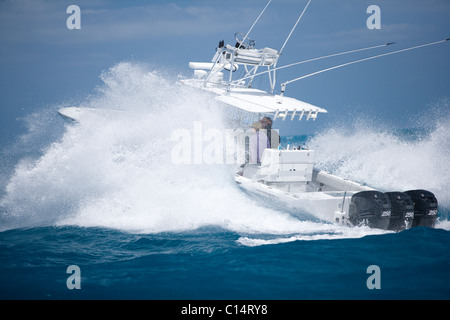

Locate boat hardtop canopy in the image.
[181,77,326,121]
[181,33,327,121]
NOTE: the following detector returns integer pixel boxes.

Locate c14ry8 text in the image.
[181,304,268,317]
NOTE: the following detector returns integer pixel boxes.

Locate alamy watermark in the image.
[65,4,380,31]
[366,265,381,290]
[170,121,280,165]
[66,265,81,290]
[367,5,381,30]
[66,5,81,30]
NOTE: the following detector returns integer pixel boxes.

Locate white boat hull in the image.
[234,149,438,230]
[235,170,369,226]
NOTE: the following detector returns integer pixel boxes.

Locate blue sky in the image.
[0,0,449,138]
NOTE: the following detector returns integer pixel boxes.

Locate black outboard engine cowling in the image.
[385,192,414,231]
[404,190,438,227]
[349,191,391,230]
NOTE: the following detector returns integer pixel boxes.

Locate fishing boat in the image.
[178,0,445,231]
[59,0,446,231]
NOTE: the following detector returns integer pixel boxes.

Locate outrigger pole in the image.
[240,0,272,48]
[236,0,313,93]
[242,0,311,54]
[231,42,396,86]
[279,0,312,55]
[280,38,450,95]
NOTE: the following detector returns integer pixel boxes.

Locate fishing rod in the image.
[280,38,450,96]
[230,42,396,86]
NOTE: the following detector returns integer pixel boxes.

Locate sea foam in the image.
[1,62,448,237]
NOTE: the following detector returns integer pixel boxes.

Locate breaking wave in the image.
[0,62,448,240]
[0,62,309,234]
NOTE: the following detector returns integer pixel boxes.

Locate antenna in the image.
[280,38,450,95]
[279,0,312,55]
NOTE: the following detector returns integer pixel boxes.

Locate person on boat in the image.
[260,116,280,149]
[249,120,268,164]
[248,117,280,164]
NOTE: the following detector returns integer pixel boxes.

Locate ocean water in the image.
[0,62,449,302]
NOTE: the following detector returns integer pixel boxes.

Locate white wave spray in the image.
[1,62,448,242]
[0,62,320,235]
[308,108,450,212]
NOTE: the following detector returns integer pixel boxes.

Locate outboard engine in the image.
[385,192,414,231]
[349,191,391,230]
[404,190,438,227]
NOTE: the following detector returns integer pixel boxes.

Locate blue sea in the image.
[0,225,449,301]
[1,63,449,304]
